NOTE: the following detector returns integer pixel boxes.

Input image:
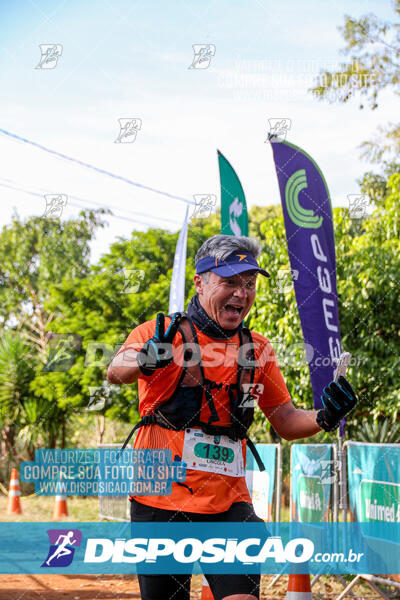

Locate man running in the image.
[107,234,357,600]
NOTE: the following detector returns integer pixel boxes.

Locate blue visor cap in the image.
[196,253,270,278]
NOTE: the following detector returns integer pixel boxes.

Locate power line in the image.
[0,127,195,206]
[0,175,180,227]
[0,181,179,229]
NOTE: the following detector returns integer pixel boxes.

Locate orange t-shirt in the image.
[118,318,291,514]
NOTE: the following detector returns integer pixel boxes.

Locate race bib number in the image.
[182,429,244,477]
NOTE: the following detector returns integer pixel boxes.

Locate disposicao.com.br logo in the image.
[2,522,391,575]
[83,535,313,565]
[41,529,82,568]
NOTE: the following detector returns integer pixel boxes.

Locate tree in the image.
[337,173,400,427]
[0,209,107,455]
[0,331,36,460]
[310,1,400,169]
[0,209,106,357]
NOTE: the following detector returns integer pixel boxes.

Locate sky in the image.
[0,0,396,264]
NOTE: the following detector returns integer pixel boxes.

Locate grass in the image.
[0,494,101,522]
[0,493,291,523]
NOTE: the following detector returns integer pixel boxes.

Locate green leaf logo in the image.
[285,169,323,229]
[229,197,244,236]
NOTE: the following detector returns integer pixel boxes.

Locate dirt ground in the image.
[0,573,399,599]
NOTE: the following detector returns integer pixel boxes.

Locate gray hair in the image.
[195,234,262,264]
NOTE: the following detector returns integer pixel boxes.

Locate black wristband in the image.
[316,409,340,432]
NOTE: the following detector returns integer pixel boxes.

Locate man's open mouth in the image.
[223,304,244,316]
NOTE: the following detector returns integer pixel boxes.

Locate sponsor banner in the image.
[245,444,277,521]
[347,442,400,545]
[169,205,189,314]
[218,150,249,236]
[271,140,341,408]
[360,481,400,523]
[291,444,333,522]
[0,523,399,575]
[20,449,186,496]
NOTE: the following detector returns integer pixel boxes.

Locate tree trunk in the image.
[48,431,57,449]
[95,415,106,446]
[27,445,35,461]
[61,417,66,449]
[1,425,18,458]
[1,438,8,459]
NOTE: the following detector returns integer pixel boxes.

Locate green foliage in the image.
[0,331,36,425]
[309,1,400,169]
[0,210,106,331]
[0,330,57,459]
[0,209,107,456]
[350,417,400,444]
[310,2,400,109]
[359,123,400,166]
[357,170,391,208]
[337,174,400,423]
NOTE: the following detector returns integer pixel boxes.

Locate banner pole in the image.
[338,435,348,522]
[332,442,339,522]
[333,352,351,523]
[275,443,282,522]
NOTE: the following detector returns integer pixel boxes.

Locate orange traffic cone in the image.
[53,478,68,519]
[7,468,22,514]
[201,575,214,600]
[286,574,313,599]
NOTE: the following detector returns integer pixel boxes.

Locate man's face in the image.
[194,271,258,329]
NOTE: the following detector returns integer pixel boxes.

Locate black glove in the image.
[317,375,357,432]
[136,313,181,376]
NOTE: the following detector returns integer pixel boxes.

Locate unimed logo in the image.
[42,529,82,568]
[83,536,314,564]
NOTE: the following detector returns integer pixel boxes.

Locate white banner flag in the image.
[169,206,189,313]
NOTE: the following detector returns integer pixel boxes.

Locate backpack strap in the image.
[238,327,256,385]
[181,318,220,426]
[176,316,203,388]
[246,436,266,472]
[239,328,266,472]
[118,414,157,458]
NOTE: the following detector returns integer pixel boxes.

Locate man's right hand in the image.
[136,313,181,376]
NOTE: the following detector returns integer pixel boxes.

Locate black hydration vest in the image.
[121,313,265,471]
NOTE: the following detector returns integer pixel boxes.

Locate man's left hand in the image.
[317,375,358,432]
